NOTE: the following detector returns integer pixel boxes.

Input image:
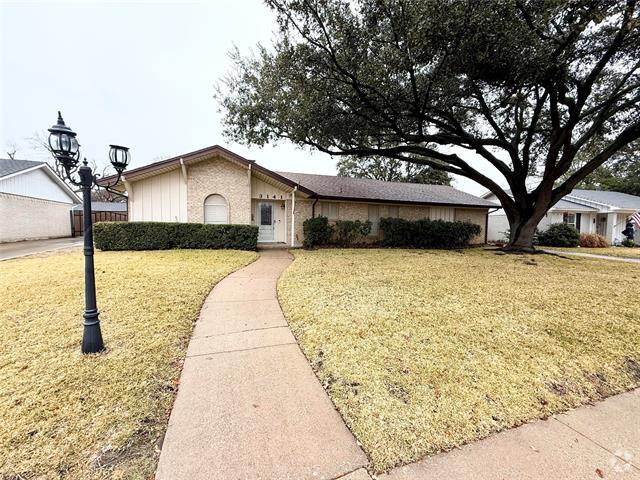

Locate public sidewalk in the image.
[543,249,640,263]
[155,249,368,480]
[380,388,640,480]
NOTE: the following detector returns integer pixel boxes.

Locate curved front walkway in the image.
[156,250,368,480]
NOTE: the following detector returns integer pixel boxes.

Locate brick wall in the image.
[187,156,251,224]
[0,193,72,242]
[398,204,432,220]
[286,198,314,247]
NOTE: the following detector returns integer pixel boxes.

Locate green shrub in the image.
[537,223,580,247]
[303,216,333,248]
[93,222,258,251]
[621,238,636,248]
[333,220,372,246]
[379,217,481,249]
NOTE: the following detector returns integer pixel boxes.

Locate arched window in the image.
[204,194,228,224]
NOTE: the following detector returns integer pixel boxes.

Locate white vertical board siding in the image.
[129,169,186,222]
[612,213,627,243]
[0,168,74,204]
[580,213,595,234]
[251,176,289,200]
[430,206,455,221]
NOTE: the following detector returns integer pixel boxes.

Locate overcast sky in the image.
[1,0,497,195]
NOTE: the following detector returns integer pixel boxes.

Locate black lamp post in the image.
[48,111,130,354]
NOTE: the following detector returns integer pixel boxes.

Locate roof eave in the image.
[314,194,492,208]
[98,144,317,196]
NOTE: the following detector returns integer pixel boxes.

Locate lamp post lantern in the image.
[48,111,130,354]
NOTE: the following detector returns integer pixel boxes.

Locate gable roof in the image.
[278,171,495,208]
[0,158,81,203]
[0,158,45,178]
[103,144,493,208]
[553,198,599,212]
[100,145,315,196]
[568,190,640,210]
[483,188,640,211]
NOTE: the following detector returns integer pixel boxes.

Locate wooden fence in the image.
[71,210,128,237]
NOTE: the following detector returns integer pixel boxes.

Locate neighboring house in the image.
[70,201,128,237]
[101,145,494,246]
[0,159,81,243]
[484,189,640,244]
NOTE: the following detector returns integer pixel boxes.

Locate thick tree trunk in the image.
[502,202,551,252]
[504,218,539,252]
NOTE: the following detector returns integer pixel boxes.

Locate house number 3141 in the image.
[258,194,284,199]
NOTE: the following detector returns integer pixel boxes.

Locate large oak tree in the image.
[219,0,640,250]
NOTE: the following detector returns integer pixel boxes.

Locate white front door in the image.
[257,202,275,242]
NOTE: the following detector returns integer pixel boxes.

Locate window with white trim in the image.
[563,212,581,230]
[204,194,228,224]
[320,202,338,220]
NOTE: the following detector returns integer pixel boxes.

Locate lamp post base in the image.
[82,309,104,354]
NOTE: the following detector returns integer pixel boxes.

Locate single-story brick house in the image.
[484,189,640,244]
[103,145,494,246]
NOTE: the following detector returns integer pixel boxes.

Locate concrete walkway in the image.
[0,237,82,260]
[157,249,640,480]
[381,389,640,480]
[156,250,368,480]
[543,249,640,263]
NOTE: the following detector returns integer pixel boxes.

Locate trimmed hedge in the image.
[334,220,372,246]
[537,223,580,247]
[302,216,333,248]
[93,222,258,251]
[379,217,481,249]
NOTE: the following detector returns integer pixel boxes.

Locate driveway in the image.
[0,237,83,261]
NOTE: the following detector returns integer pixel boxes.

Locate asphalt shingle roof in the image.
[276,172,496,207]
[0,158,44,178]
[553,198,599,211]
[568,189,640,210]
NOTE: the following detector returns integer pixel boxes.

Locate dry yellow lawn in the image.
[278,248,640,473]
[545,246,640,258]
[0,249,256,479]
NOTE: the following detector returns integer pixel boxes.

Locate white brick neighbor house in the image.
[484,189,640,244]
[0,159,81,243]
[102,145,494,246]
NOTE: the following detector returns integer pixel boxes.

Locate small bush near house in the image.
[379,217,481,249]
[621,238,636,248]
[93,222,258,251]
[537,223,580,247]
[333,220,372,246]
[579,233,609,248]
[303,216,334,248]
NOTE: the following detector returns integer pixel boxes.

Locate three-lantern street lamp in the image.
[48,111,130,354]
